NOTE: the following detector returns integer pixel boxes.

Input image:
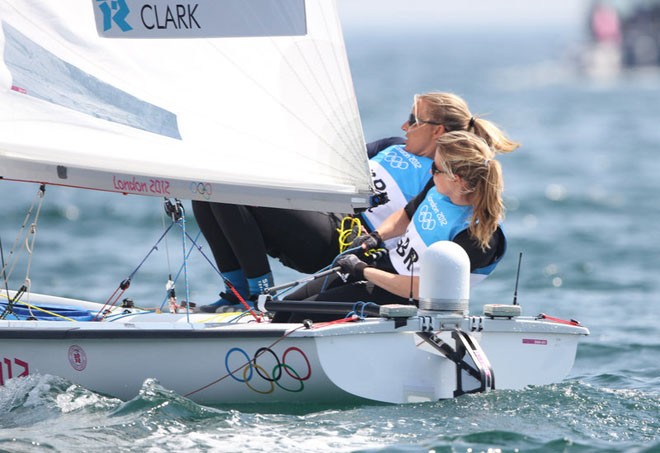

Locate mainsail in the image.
[0,0,373,212]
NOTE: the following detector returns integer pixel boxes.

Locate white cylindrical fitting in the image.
[418,241,470,313]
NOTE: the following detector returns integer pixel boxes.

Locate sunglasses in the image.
[431,161,446,175]
[408,113,442,127]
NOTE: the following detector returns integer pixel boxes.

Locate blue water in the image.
[2,24,660,452]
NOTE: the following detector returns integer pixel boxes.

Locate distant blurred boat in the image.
[581,0,660,76]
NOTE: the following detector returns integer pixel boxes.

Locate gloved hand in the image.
[349,231,383,251]
[336,254,370,281]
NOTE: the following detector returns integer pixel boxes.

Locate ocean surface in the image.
[2,22,660,453]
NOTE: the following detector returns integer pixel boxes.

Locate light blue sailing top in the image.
[360,145,433,246]
[388,189,504,285]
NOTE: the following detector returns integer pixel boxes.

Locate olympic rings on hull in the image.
[224,346,312,394]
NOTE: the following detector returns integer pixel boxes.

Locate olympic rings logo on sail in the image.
[190,182,212,200]
[224,346,312,394]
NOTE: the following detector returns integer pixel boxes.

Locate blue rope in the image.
[345,301,380,319]
[319,247,363,292]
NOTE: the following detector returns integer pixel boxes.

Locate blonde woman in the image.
[197,93,517,312]
[276,131,509,321]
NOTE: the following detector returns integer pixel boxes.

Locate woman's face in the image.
[431,158,471,205]
[431,159,452,197]
[400,99,444,158]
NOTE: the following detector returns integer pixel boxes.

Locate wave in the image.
[1,375,658,452]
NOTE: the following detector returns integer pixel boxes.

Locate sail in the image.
[0,0,373,212]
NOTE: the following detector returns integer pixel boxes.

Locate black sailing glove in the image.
[349,231,384,251]
[336,254,370,281]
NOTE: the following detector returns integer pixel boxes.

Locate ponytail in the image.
[418,92,520,154]
[435,131,504,250]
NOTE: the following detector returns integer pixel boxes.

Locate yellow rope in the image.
[197,311,250,323]
[336,216,366,253]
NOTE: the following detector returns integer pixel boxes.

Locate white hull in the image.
[0,294,588,405]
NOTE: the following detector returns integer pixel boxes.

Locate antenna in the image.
[512,252,523,306]
[409,261,414,304]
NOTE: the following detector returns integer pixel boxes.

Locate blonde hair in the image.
[435,131,504,250]
[416,92,520,154]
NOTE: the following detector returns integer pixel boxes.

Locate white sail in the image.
[0,0,373,212]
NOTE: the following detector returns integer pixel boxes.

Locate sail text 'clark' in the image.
[140,4,200,30]
[113,176,171,195]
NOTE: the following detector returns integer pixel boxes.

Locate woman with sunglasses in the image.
[194,92,517,312]
[273,131,509,323]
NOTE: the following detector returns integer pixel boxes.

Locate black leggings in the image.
[272,272,413,323]
[192,201,343,278]
[190,138,404,280]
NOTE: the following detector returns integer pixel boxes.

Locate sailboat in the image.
[0,0,588,405]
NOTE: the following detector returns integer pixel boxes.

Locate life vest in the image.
[361,145,432,245]
[388,190,502,285]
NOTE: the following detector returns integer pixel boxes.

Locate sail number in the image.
[0,357,30,386]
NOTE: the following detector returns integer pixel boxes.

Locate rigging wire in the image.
[174,227,263,322]
[0,239,11,320]
[2,188,260,322]
[93,221,176,320]
[0,184,46,285]
[93,199,261,322]
[157,229,201,312]
[0,184,46,319]
[178,201,191,322]
[2,191,263,322]
[161,198,175,281]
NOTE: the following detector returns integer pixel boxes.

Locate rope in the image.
[0,238,10,320]
[319,246,364,292]
[0,185,45,284]
[158,230,201,312]
[312,313,360,328]
[0,185,46,319]
[353,301,380,319]
[177,228,263,322]
[337,215,365,253]
[176,200,192,322]
[94,222,176,321]
[0,297,80,322]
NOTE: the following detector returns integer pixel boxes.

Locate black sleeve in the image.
[453,227,506,272]
[366,137,406,158]
[404,178,434,219]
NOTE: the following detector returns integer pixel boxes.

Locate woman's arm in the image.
[373,208,410,241]
[363,266,419,300]
[366,137,405,158]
